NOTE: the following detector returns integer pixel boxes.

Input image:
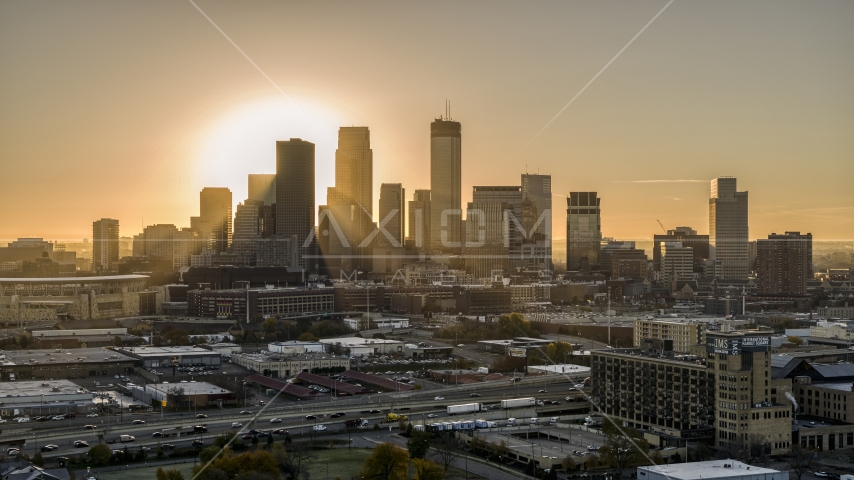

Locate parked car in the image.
[814,473,829,478]
[587,445,598,451]
[86,413,98,418]
[7,449,20,456]
[51,415,65,421]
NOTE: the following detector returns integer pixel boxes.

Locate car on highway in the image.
[270,418,283,423]
[132,419,145,425]
[161,444,175,450]
[73,440,89,448]
[196,414,208,419]
[239,410,252,415]
[538,389,548,393]
[231,422,243,428]
[272,429,289,435]
[457,344,465,347]
[241,433,254,440]
[40,445,57,452]
[86,413,98,418]
[7,448,19,456]
[427,414,438,418]
[305,415,317,420]
[434,396,445,401]
[587,445,598,451]
[573,384,584,389]
[83,425,97,430]
[330,413,342,418]
[368,409,381,414]
[312,425,327,431]
[814,473,829,478]
[191,439,204,447]
[470,393,481,397]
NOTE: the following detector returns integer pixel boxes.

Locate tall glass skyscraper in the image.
[566,192,601,271]
[429,117,461,253]
[709,177,749,279]
[276,138,315,269]
[521,173,552,270]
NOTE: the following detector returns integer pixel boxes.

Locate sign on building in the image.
[508,347,527,358]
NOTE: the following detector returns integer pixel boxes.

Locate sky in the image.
[1,0,853,243]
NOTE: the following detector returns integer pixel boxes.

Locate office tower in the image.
[521,173,552,270]
[430,116,462,253]
[653,226,709,275]
[248,174,277,206]
[276,138,315,269]
[709,177,749,279]
[197,187,232,253]
[566,192,602,271]
[599,240,635,276]
[334,127,373,214]
[92,218,119,272]
[232,200,264,259]
[465,186,522,279]
[407,190,431,250]
[611,248,648,279]
[756,231,812,295]
[137,224,199,271]
[378,184,405,247]
[660,242,694,288]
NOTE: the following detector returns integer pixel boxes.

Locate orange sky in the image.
[1,1,852,243]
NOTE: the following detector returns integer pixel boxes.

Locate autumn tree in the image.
[156,467,186,480]
[88,444,112,465]
[411,458,443,480]
[358,442,408,480]
[262,317,277,334]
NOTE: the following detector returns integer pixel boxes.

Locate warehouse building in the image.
[114,346,221,368]
[145,381,236,407]
[0,348,136,381]
[637,460,787,480]
[230,351,349,378]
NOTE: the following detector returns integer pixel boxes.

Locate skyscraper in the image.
[197,187,232,253]
[709,177,749,279]
[232,200,264,260]
[334,127,373,215]
[566,192,601,271]
[276,138,315,269]
[407,189,431,250]
[465,186,522,279]
[92,218,119,272]
[430,116,462,253]
[248,174,276,206]
[521,173,552,270]
[378,183,405,247]
[756,231,812,295]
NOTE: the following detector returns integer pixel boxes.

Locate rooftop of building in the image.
[318,337,402,346]
[232,351,345,362]
[0,348,135,366]
[116,346,219,357]
[146,381,232,396]
[0,274,148,283]
[593,348,707,366]
[638,459,781,478]
[0,379,90,397]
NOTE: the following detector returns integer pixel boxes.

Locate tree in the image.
[429,433,461,473]
[489,439,508,461]
[787,444,817,480]
[262,318,277,334]
[157,467,186,480]
[88,444,112,465]
[787,335,804,346]
[297,332,319,342]
[274,442,316,480]
[31,452,44,467]
[359,442,408,480]
[406,431,431,459]
[692,442,712,461]
[598,428,650,478]
[163,328,190,346]
[561,454,576,471]
[411,458,443,480]
[167,386,186,408]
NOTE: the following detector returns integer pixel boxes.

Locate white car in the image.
[434,396,445,401]
[6,448,19,456]
[427,413,439,418]
[231,422,243,428]
[457,344,465,348]
[0,419,6,424]
[15,417,30,423]
[312,425,327,432]
[270,418,283,423]
[87,413,98,418]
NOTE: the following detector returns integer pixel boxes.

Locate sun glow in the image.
[194,95,346,213]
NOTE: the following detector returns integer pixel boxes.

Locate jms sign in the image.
[707,335,769,355]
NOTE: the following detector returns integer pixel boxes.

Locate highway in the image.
[11,377,591,459]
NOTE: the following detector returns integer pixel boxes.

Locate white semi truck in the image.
[447,403,485,415]
[501,397,536,409]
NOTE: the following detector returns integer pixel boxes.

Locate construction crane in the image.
[657,220,667,234]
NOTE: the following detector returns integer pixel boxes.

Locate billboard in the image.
[707,335,770,355]
[508,347,527,358]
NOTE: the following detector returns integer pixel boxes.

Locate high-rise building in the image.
[599,240,635,276]
[92,218,119,272]
[521,174,552,271]
[378,184,405,247]
[709,177,749,279]
[248,174,277,206]
[407,189,431,250]
[465,186,522,279]
[566,192,601,271]
[197,187,232,253]
[611,248,648,279]
[232,200,264,260]
[334,127,373,215]
[756,231,812,295]
[660,242,694,288]
[276,138,315,269]
[138,224,200,270]
[430,117,462,253]
[653,226,709,274]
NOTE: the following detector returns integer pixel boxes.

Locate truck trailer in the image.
[447,403,485,415]
[501,397,536,409]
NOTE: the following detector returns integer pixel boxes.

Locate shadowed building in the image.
[92,218,119,272]
[430,116,462,253]
[566,192,601,271]
[276,138,315,269]
[709,178,749,279]
[521,173,552,271]
[407,189,431,252]
[757,231,812,295]
[653,226,709,275]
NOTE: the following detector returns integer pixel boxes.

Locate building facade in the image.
[276,139,315,269]
[566,192,601,271]
[653,226,709,274]
[248,173,276,206]
[521,173,552,270]
[429,117,462,253]
[756,231,813,295]
[709,178,749,279]
[196,187,233,253]
[92,218,119,272]
[661,242,694,287]
[465,186,523,279]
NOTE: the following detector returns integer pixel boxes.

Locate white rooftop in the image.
[638,460,784,479]
[319,337,402,346]
[146,381,232,396]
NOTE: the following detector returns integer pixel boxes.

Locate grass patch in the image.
[93,462,195,480]
[307,448,373,479]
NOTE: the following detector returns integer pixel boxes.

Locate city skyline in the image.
[1,1,853,241]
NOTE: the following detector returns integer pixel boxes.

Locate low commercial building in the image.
[230,352,350,378]
[114,346,221,368]
[26,328,142,349]
[187,286,335,319]
[318,337,405,356]
[145,381,236,407]
[527,364,590,378]
[633,318,705,353]
[0,348,136,381]
[267,341,325,354]
[637,460,787,480]
[202,343,242,355]
[0,379,93,417]
[343,317,409,331]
